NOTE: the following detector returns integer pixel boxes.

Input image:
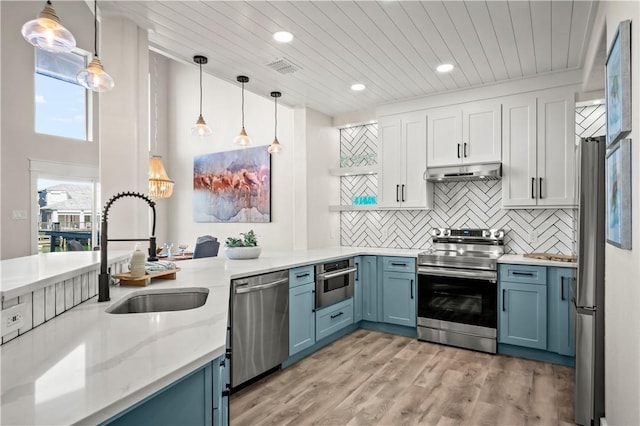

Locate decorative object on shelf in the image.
[76,0,114,92]
[606,139,632,249]
[193,146,271,222]
[268,91,283,154]
[339,153,377,168]
[352,195,377,205]
[191,55,212,137]
[21,0,76,53]
[149,55,174,199]
[234,75,253,146]
[225,230,261,259]
[605,20,631,146]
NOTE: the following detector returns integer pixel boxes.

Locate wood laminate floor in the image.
[230,329,575,426]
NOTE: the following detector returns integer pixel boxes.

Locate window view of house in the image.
[37,179,96,252]
[35,49,87,140]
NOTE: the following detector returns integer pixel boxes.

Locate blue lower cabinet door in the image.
[362,256,378,322]
[381,271,416,327]
[354,257,363,322]
[289,282,316,355]
[548,268,575,356]
[499,282,547,350]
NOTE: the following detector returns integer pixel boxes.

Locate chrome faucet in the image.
[99,191,158,302]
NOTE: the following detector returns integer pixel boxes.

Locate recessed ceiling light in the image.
[436,63,454,73]
[351,83,366,91]
[273,31,293,43]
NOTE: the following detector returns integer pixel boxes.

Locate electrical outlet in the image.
[529,230,538,244]
[2,303,26,336]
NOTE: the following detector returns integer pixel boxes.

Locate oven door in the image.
[417,267,497,329]
[315,259,356,309]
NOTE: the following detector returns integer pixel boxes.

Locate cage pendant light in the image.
[149,56,174,199]
[268,91,283,154]
[76,0,114,92]
[191,55,212,137]
[233,76,253,147]
[21,1,76,53]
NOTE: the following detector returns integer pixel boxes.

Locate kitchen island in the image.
[0,247,421,425]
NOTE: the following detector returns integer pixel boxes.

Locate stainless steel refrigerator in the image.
[575,136,606,425]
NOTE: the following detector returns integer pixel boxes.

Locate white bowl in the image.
[225,246,261,260]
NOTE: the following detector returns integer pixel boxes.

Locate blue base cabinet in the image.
[103,355,228,426]
[289,266,316,356]
[361,256,379,322]
[354,256,363,322]
[548,267,575,356]
[316,298,354,341]
[381,257,416,327]
[499,281,547,349]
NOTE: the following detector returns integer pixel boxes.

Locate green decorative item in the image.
[225,230,261,259]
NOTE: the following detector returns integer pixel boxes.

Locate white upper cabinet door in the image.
[537,90,576,207]
[400,111,429,208]
[463,101,502,164]
[377,116,403,208]
[502,96,538,207]
[427,107,462,167]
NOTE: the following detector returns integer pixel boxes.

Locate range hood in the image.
[426,162,502,182]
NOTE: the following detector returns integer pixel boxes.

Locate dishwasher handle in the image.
[234,278,289,294]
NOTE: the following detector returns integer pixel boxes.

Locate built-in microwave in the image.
[315,258,356,309]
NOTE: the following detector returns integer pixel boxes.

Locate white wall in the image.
[165,59,296,250]
[586,2,640,425]
[0,1,98,259]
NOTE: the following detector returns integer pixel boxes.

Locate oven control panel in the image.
[430,228,504,242]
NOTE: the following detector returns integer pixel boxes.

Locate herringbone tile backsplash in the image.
[339,123,586,255]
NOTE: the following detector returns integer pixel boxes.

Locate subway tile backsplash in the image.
[1,259,126,345]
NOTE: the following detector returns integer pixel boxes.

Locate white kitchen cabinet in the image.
[378,111,432,209]
[502,88,576,208]
[427,101,501,167]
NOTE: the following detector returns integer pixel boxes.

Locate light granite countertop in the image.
[498,254,578,269]
[0,246,422,426]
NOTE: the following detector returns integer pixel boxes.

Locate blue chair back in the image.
[67,240,84,251]
[193,239,220,258]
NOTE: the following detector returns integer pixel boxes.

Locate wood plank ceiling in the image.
[99,1,598,117]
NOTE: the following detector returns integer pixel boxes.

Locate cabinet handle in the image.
[355,262,359,281]
[312,289,316,312]
[396,185,400,202]
[457,144,461,159]
[401,184,405,202]
[391,262,407,266]
[463,143,468,157]
[561,276,565,300]
[502,289,506,311]
[410,279,414,299]
[296,273,310,278]
[331,312,344,319]
[512,271,534,277]
[531,177,535,199]
[222,389,230,397]
[539,177,543,199]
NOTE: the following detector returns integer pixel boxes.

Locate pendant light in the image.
[149,56,174,199]
[268,91,283,154]
[76,0,114,92]
[21,1,76,53]
[233,76,252,146]
[191,55,212,137]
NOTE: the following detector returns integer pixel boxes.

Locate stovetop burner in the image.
[418,228,505,271]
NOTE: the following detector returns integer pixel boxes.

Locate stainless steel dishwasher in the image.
[230,270,289,388]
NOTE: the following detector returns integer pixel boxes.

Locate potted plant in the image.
[224,230,262,260]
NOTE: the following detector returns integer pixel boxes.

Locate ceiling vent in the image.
[266,57,301,74]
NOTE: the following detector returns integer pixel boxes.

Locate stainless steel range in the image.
[417,228,504,354]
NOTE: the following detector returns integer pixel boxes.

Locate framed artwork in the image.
[606,139,632,249]
[193,146,271,223]
[605,20,631,147]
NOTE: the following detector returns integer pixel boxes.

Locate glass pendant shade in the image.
[21,2,76,53]
[191,114,212,137]
[268,137,282,154]
[77,57,114,92]
[148,156,174,199]
[234,127,252,147]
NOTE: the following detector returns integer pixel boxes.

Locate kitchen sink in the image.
[106,288,209,314]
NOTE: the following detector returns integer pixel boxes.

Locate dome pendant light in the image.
[191,55,212,137]
[268,91,283,155]
[76,0,114,92]
[233,76,253,147]
[21,1,76,53]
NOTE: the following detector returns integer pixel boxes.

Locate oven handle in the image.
[234,278,289,294]
[316,267,357,281]
[417,266,497,282]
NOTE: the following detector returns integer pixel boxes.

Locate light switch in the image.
[11,210,27,220]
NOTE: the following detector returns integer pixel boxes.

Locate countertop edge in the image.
[498,254,577,268]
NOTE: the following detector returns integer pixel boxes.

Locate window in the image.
[35,49,88,140]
